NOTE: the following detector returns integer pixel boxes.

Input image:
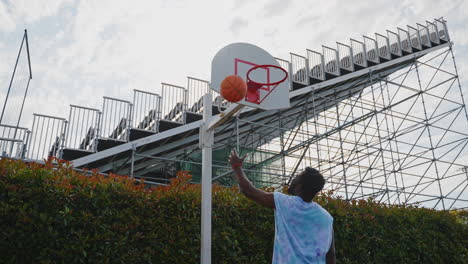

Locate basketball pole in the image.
[200,92,245,263]
[200,93,213,264]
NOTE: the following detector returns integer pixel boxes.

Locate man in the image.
[229,149,335,264]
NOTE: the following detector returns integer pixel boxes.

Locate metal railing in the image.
[323,45,339,76]
[0,137,24,159]
[398,27,411,53]
[417,23,431,48]
[0,124,28,144]
[213,94,230,109]
[27,113,66,160]
[426,21,440,44]
[351,39,367,68]
[387,30,402,57]
[306,50,325,81]
[435,18,449,42]
[133,89,161,132]
[408,25,422,50]
[100,96,132,142]
[65,105,100,152]
[0,124,29,158]
[275,57,293,90]
[187,77,210,114]
[290,53,309,85]
[161,83,187,123]
[211,85,231,109]
[376,33,391,60]
[337,42,354,72]
[364,36,379,64]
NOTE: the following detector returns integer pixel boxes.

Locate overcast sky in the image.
[0,0,467,127]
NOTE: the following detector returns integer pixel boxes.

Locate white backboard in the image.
[211,43,290,110]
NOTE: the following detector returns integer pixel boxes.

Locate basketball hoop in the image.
[246,64,288,104]
[211,43,290,110]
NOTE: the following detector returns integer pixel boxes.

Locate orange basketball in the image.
[220,75,247,103]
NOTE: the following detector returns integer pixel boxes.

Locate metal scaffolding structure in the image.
[228,47,468,210]
[1,18,467,210]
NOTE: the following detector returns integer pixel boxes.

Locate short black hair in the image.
[301,167,325,201]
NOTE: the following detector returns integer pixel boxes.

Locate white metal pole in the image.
[200,93,213,264]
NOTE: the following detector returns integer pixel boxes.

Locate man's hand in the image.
[228,149,247,168]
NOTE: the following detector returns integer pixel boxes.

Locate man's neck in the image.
[296,194,312,203]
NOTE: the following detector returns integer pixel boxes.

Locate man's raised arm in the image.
[229,149,275,209]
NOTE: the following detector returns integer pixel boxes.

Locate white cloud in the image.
[0,2,15,32]
[7,0,72,24]
[262,0,292,17]
[229,17,249,35]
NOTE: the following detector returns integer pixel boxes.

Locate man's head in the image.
[287,167,325,202]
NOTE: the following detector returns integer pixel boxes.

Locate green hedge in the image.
[0,158,466,263]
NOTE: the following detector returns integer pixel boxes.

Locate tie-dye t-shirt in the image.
[273,192,333,264]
